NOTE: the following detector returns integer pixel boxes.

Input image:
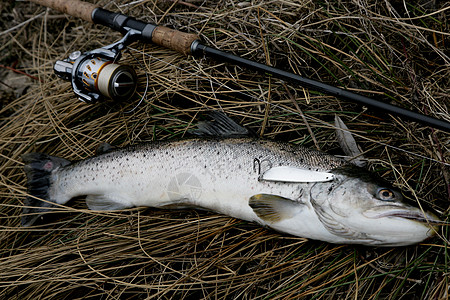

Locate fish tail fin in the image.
[21,153,71,226]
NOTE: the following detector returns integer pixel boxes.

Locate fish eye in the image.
[376,188,396,201]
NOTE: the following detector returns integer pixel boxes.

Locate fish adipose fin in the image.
[249,194,303,223]
[190,111,250,137]
[21,153,71,227]
[261,166,335,183]
[95,143,115,155]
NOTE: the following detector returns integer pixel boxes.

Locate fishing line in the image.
[127,46,450,167]
[123,48,150,114]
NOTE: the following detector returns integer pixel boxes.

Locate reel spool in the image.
[54,50,137,103]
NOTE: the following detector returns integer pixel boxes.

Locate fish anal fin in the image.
[86,194,132,211]
[249,194,302,223]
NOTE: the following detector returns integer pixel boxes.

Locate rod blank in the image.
[191,43,450,132]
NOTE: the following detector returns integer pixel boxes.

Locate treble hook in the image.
[253,158,272,180]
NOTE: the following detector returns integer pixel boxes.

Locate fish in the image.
[21,112,440,246]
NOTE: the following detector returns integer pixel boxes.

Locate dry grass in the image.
[0,0,449,299]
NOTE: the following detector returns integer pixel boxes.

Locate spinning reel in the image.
[54,30,139,103]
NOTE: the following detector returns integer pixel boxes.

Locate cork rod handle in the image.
[29,0,97,22]
[30,0,200,55]
[152,26,199,56]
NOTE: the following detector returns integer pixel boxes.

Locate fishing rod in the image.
[30,0,450,133]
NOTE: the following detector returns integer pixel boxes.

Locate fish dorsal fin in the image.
[261,166,335,183]
[249,194,303,223]
[190,111,249,137]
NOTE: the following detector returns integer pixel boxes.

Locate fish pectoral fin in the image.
[334,115,367,167]
[261,166,335,183]
[86,194,132,211]
[249,194,303,223]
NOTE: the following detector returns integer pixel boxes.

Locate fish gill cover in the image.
[0,0,449,299]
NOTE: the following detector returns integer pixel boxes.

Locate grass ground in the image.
[0,0,449,299]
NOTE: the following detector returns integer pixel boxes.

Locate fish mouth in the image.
[363,206,441,224]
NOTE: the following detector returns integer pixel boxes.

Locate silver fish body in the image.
[53,138,342,233]
[22,136,439,246]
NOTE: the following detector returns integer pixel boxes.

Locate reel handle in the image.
[29,0,200,56]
